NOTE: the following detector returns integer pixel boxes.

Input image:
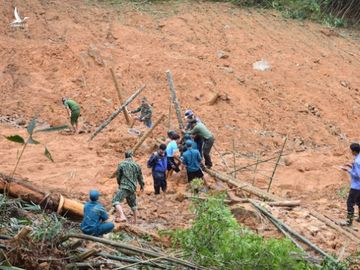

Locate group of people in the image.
[77,98,215,236]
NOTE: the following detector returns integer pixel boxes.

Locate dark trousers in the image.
[195,138,203,158]
[187,169,204,183]
[203,136,214,168]
[167,157,180,172]
[82,222,115,237]
[347,188,360,217]
[153,172,167,194]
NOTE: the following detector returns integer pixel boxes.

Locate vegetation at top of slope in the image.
[96,0,360,28]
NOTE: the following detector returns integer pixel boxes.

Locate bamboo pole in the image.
[65,233,206,270]
[166,70,184,130]
[204,168,283,202]
[89,84,146,141]
[132,114,165,154]
[168,97,172,130]
[229,152,290,175]
[310,210,360,243]
[267,136,287,192]
[249,200,338,264]
[110,68,130,125]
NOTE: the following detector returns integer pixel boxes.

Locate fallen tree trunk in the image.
[204,168,283,202]
[0,173,83,218]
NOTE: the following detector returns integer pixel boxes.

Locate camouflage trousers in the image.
[112,188,137,211]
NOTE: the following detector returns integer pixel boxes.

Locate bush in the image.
[171,194,314,269]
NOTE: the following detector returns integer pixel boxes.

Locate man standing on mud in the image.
[189,119,215,169]
[62,97,80,134]
[130,97,153,128]
[340,143,360,226]
[112,151,144,224]
[147,144,168,195]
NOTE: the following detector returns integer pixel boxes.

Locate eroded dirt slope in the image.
[1,0,360,256]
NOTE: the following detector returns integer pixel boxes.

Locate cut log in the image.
[90,84,146,141]
[208,92,220,105]
[204,168,283,202]
[310,210,360,244]
[166,70,184,130]
[0,173,84,218]
[110,68,131,125]
[132,114,165,154]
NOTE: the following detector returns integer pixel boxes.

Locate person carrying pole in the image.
[130,97,153,128]
[340,143,360,226]
[147,144,168,195]
[112,151,144,224]
[81,190,114,236]
[62,97,80,134]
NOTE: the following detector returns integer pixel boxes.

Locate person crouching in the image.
[80,190,114,236]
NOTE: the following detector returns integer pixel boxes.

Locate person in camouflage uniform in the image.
[62,97,80,134]
[130,97,153,128]
[112,151,144,224]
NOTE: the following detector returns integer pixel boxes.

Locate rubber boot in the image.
[340,214,353,226]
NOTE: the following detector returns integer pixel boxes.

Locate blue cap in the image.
[89,190,100,201]
[186,140,193,147]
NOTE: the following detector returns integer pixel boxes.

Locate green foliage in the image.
[190,178,204,194]
[5,135,25,144]
[30,213,76,247]
[171,194,313,269]
[336,185,349,199]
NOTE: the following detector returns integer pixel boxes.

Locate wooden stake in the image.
[89,84,146,141]
[267,136,287,192]
[110,68,130,125]
[168,97,172,130]
[166,70,184,130]
[132,114,165,154]
[232,138,236,179]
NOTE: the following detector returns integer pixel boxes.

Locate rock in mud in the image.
[216,50,229,59]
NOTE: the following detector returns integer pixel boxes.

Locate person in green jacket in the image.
[62,97,80,133]
[189,120,215,169]
[112,151,144,224]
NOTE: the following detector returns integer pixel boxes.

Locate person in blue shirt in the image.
[80,190,114,236]
[182,140,204,183]
[166,131,181,178]
[184,110,203,157]
[147,144,168,195]
[180,132,198,154]
[340,143,360,226]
